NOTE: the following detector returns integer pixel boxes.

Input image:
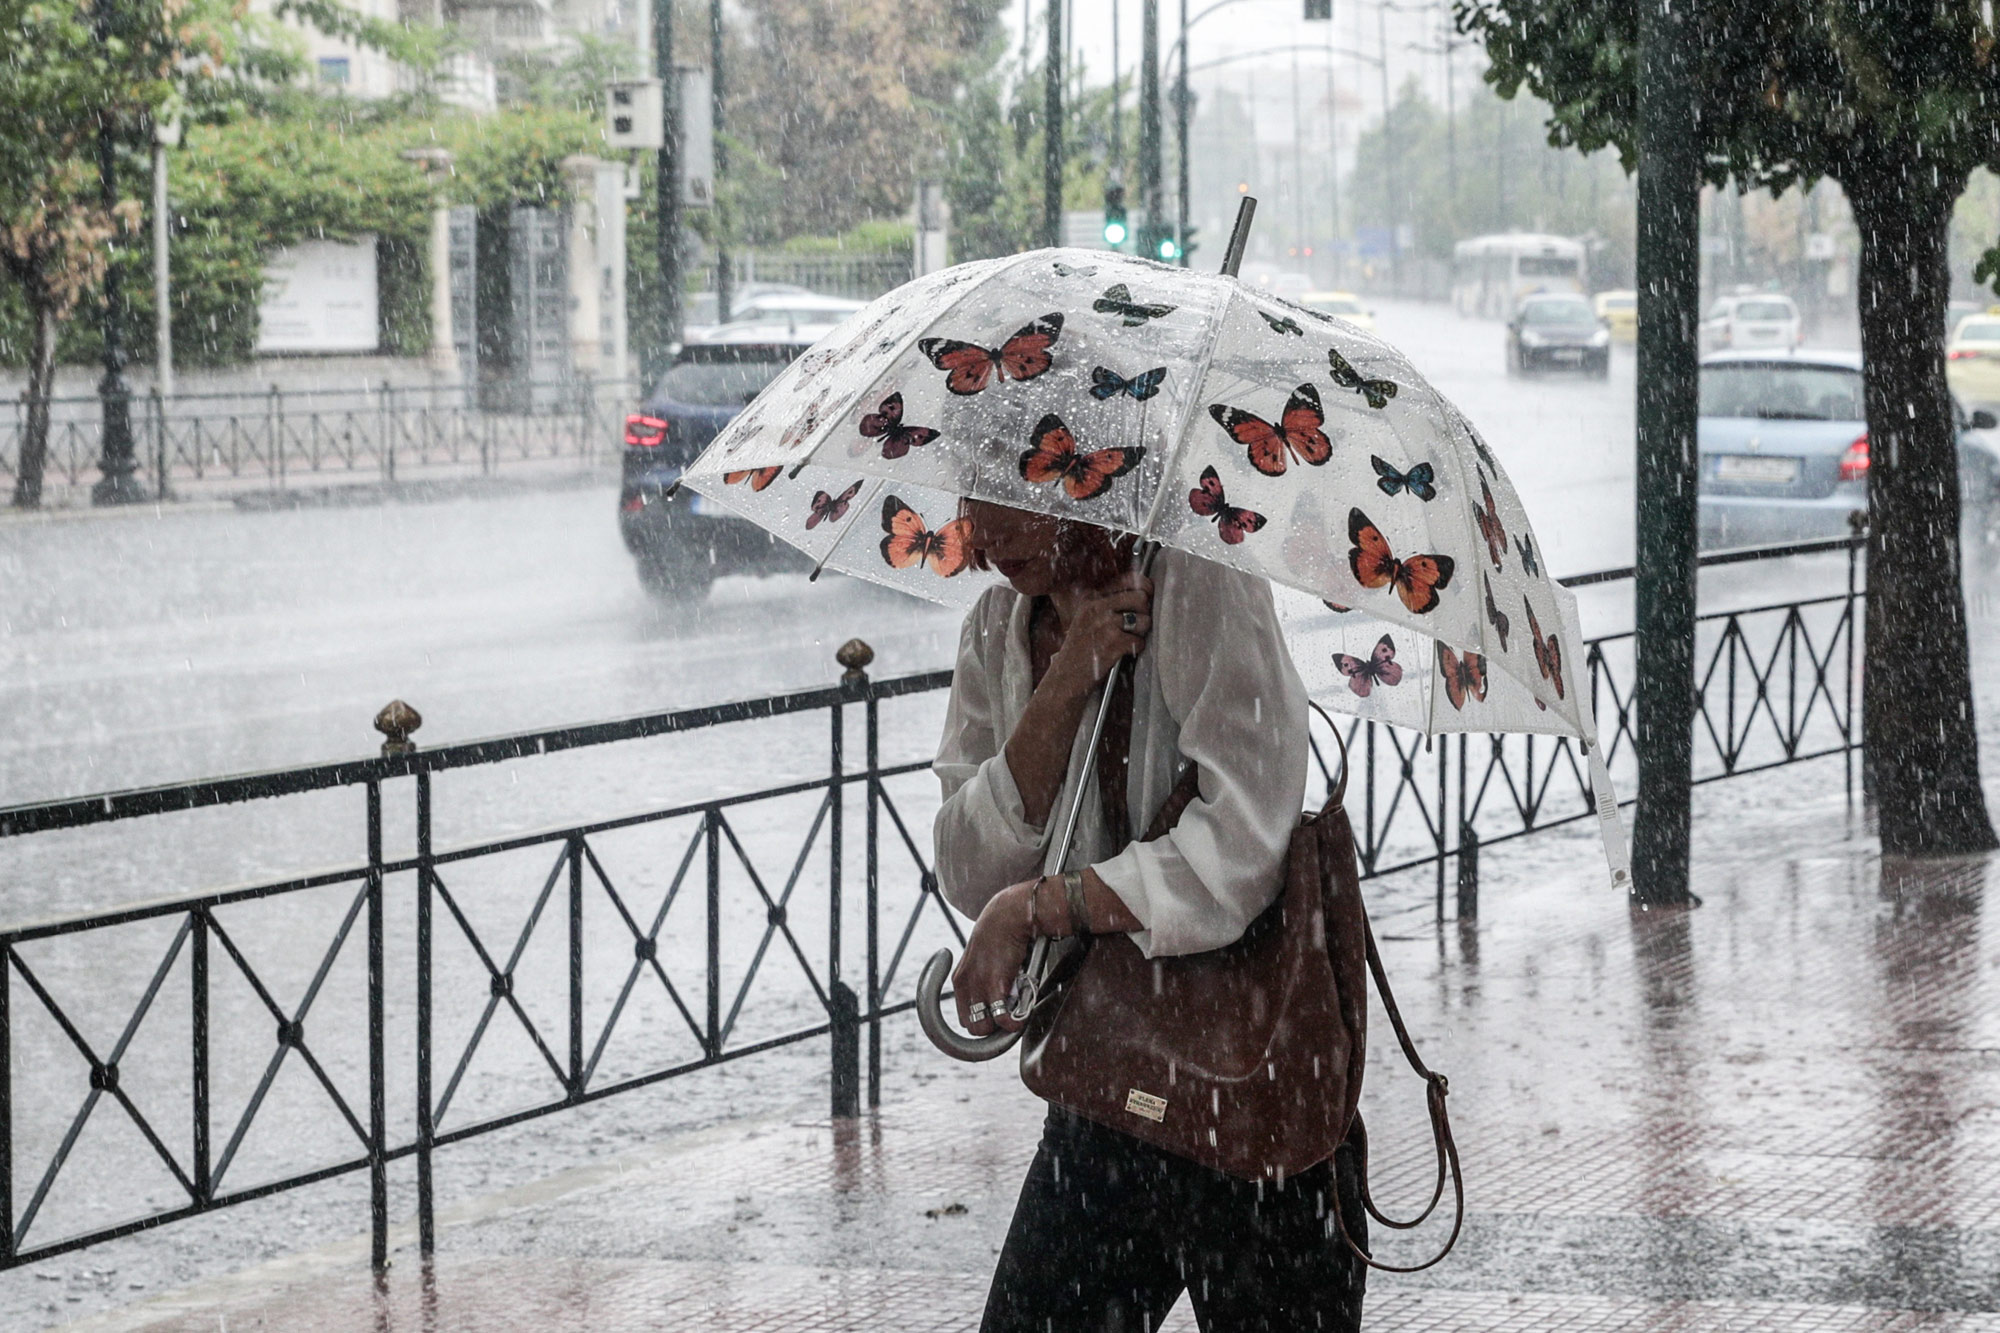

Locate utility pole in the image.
[1631,0,1702,908]
[1174,0,1190,265]
[91,5,144,507]
[649,0,683,385]
[711,0,730,324]
[1111,0,1122,183]
[1376,0,1396,294]
[1044,0,1064,248]
[1140,0,1163,261]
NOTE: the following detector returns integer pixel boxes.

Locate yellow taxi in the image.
[1299,291,1375,333]
[1948,313,2000,407]
[1594,289,1638,342]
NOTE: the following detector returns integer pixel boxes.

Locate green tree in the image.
[1457,0,2000,854]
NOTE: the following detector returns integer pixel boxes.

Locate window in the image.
[1518,255,1578,277]
[655,350,797,406]
[1957,319,2000,342]
[1521,298,1594,326]
[317,56,350,85]
[1699,364,1863,422]
[1734,300,1796,322]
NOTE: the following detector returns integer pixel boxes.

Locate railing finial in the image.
[836,639,874,684]
[375,700,423,755]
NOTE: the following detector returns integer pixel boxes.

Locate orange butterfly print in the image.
[1437,644,1489,711]
[725,466,780,491]
[1474,472,1507,570]
[1347,508,1456,615]
[879,496,974,578]
[917,314,1063,395]
[1525,600,1565,700]
[1208,383,1332,477]
[1018,414,1144,501]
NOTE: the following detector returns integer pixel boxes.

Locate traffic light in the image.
[1156,234,1180,262]
[1304,0,1332,19]
[1181,223,1199,265]
[1103,183,1129,248]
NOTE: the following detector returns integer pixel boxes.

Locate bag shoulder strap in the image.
[1314,704,1464,1273]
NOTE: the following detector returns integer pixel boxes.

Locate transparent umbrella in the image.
[678,203,1628,1056]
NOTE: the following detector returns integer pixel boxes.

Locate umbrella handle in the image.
[915,947,1023,1061]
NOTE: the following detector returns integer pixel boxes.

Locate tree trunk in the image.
[12,294,57,510]
[1850,168,1998,855]
[1630,0,1703,905]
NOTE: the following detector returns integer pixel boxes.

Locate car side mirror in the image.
[1973,409,1998,430]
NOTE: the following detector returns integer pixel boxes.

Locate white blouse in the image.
[931,547,1309,958]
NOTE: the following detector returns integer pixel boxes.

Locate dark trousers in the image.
[981,1108,1369,1333]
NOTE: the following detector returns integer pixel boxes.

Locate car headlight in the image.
[1590,329,1611,347]
[1519,331,1545,347]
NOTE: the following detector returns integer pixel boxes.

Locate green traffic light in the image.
[1104,220,1129,246]
[1157,236,1180,261]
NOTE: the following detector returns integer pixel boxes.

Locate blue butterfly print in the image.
[1090,365,1168,402]
[1371,455,1437,502]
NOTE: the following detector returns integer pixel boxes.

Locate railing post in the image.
[829,639,871,1120]
[706,809,721,1056]
[1,939,12,1262]
[568,835,584,1099]
[366,779,387,1271]
[1456,735,1477,920]
[382,380,397,485]
[866,691,882,1110]
[192,907,211,1210]
[415,770,435,1257]
[1846,512,1864,804]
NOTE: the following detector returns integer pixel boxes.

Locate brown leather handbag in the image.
[1018,694,1464,1271]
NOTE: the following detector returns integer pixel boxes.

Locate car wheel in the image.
[636,550,717,603]
[1504,343,1517,376]
[1591,355,1611,380]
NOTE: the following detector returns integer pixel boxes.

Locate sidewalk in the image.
[67,776,2000,1331]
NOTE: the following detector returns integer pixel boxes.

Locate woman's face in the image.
[962,500,1083,598]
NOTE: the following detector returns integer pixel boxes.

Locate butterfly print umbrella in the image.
[679,246,1621,846]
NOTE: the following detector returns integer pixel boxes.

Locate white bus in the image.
[1451,234,1589,319]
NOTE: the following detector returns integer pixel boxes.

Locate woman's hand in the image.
[1047,573,1153,693]
[953,878,1039,1034]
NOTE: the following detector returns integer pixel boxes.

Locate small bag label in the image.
[1125,1089,1168,1123]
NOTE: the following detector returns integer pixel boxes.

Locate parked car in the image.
[1947,314,2000,408]
[1298,290,1375,332]
[1697,350,2000,548]
[682,283,811,341]
[1699,293,1801,353]
[1505,293,1611,377]
[709,293,866,334]
[1594,289,1637,343]
[619,328,820,600]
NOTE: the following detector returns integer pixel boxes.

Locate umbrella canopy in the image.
[682,247,1595,749]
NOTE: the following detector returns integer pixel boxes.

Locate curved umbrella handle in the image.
[915,948,1023,1062]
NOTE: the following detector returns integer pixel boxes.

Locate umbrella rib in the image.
[807,478,888,582]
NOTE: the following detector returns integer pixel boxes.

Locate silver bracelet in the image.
[1063,869,1093,938]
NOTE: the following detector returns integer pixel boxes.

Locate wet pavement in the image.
[62,769,2000,1330]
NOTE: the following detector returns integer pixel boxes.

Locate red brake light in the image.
[625,414,668,447]
[1838,433,1869,482]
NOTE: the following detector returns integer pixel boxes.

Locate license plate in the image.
[1549,348,1583,362]
[1714,455,1800,484]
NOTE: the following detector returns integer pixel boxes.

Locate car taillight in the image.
[620,491,646,513]
[624,414,668,447]
[1838,433,1869,482]
[1950,349,1980,360]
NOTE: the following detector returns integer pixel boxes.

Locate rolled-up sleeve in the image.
[933,591,1048,918]
[1092,555,1308,958]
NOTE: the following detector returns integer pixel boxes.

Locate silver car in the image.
[1698,351,2000,547]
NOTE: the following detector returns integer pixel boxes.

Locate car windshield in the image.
[655,352,795,406]
[1733,300,1794,321]
[731,303,856,325]
[1958,318,2000,342]
[1700,363,1863,421]
[1522,298,1594,325]
[1518,255,1577,277]
[1601,295,1635,310]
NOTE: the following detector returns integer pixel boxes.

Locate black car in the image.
[618,329,819,600]
[1505,293,1612,378]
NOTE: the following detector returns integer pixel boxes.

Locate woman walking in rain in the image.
[933,498,1371,1332]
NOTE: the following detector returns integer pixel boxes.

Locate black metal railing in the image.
[0,536,1863,1273]
[1,379,634,499]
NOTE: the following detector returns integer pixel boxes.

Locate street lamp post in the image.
[1174,0,1190,265]
[1044,0,1064,249]
[91,6,145,507]
[648,0,683,386]
[1139,0,1163,261]
[710,0,730,325]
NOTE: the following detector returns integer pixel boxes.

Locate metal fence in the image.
[1,379,635,499]
[705,252,915,303]
[0,536,1862,1274]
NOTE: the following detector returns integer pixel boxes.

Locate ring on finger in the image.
[968,1001,988,1024]
[1121,610,1141,633]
